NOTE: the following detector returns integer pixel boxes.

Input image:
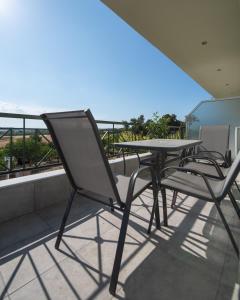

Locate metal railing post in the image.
[23,118,26,169]
[112,123,115,157]
[9,128,13,172]
[107,130,110,158]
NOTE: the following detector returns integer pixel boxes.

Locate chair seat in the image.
[161,171,224,201]
[78,174,151,206]
[184,162,229,178]
[115,174,151,203]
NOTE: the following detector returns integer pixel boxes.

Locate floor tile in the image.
[0,189,239,300]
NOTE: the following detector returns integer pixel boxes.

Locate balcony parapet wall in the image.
[0,154,148,224]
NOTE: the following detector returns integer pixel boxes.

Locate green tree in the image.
[161,114,182,127]
[147,112,169,138]
[130,115,147,137]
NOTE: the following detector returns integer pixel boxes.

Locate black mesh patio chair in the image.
[181,155,240,190]
[171,124,236,208]
[41,109,159,296]
[196,124,231,166]
[149,151,240,257]
[170,155,240,211]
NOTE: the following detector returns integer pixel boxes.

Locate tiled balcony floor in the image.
[0,186,239,300]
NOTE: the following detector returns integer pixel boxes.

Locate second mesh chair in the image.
[171,124,234,208]
[195,124,231,165]
[149,151,240,257]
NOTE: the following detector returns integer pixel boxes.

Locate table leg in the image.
[155,151,168,227]
[154,152,161,227]
[161,187,168,226]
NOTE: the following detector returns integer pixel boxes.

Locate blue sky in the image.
[0,0,211,123]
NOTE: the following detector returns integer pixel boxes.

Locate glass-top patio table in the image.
[114,139,202,226]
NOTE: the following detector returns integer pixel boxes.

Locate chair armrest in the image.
[121,149,141,175]
[198,150,227,164]
[125,166,155,206]
[179,155,224,178]
[159,166,215,198]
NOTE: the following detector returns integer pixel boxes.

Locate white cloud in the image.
[0,100,62,115]
[0,100,64,128]
[0,99,114,128]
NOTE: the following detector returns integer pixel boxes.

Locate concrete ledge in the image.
[0,153,149,224]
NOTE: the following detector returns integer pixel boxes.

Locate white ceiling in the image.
[101,0,240,98]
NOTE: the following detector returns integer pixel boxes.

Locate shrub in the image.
[4,134,58,166]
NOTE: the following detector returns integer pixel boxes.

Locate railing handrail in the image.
[0,112,40,120]
[0,112,185,128]
[0,127,49,130]
[0,112,133,126]
[0,111,185,179]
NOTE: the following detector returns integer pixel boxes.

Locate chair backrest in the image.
[198,125,230,156]
[222,150,240,197]
[41,109,121,205]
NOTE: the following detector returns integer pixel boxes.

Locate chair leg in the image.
[109,198,114,212]
[109,201,132,295]
[154,194,161,230]
[161,188,168,226]
[171,191,178,209]
[148,183,160,234]
[228,191,240,219]
[234,180,240,194]
[215,201,239,257]
[55,189,76,249]
[154,176,161,230]
[148,202,155,234]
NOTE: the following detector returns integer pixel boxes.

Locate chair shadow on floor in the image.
[0,192,156,299]
[120,194,240,300]
[0,190,239,300]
